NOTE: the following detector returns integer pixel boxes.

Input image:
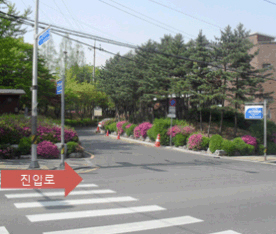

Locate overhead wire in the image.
[0,11,271,79]
[263,0,276,6]
[148,0,222,30]
[98,0,183,36]
[106,0,195,38]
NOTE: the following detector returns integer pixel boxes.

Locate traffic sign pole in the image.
[59,51,67,170]
[29,0,40,169]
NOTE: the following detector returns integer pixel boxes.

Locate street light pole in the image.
[264,99,267,161]
[93,40,96,82]
[29,0,40,169]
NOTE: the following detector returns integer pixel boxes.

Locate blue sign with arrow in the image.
[245,105,263,119]
[38,29,50,46]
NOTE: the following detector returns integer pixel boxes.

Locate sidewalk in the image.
[0,151,97,173]
[107,133,276,166]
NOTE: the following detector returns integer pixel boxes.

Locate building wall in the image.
[248,34,276,123]
[0,95,20,114]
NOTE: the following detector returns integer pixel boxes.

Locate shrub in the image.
[18,137,32,155]
[249,120,276,143]
[122,122,130,132]
[66,141,78,155]
[147,118,172,146]
[201,136,210,150]
[187,133,203,150]
[167,125,182,138]
[125,123,132,129]
[173,134,187,147]
[258,144,265,155]
[37,141,59,159]
[134,122,153,138]
[241,135,257,148]
[0,144,14,159]
[267,142,276,155]
[221,139,236,156]
[103,119,116,130]
[233,137,254,155]
[107,122,117,133]
[209,134,223,153]
[117,121,127,135]
[126,124,137,136]
[181,126,195,135]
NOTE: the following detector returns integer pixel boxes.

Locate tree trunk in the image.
[208,110,212,137]
[234,105,238,138]
[199,109,203,132]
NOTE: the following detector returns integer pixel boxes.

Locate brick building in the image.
[248,32,276,122]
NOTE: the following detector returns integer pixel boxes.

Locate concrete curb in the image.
[107,134,276,166]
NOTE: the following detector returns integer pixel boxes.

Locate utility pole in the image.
[59,51,67,169]
[29,0,40,169]
[93,40,96,82]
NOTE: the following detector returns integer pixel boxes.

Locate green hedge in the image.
[173,134,187,147]
[232,137,254,155]
[126,124,137,136]
[18,137,32,155]
[221,139,236,156]
[66,141,78,155]
[201,136,210,150]
[209,134,223,153]
[122,122,130,132]
[106,122,117,133]
[65,118,98,127]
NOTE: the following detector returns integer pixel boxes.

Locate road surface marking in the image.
[6,189,115,198]
[14,196,138,208]
[210,231,241,234]
[0,183,98,191]
[0,226,9,234]
[42,216,203,234]
[27,205,165,222]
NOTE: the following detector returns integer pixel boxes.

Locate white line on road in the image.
[209,231,242,234]
[27,205,166,222]
[6,189,115,198]
[0,183,98,191]
[0,226,9,234]
[42,216,203,234]
[14,196,138,208]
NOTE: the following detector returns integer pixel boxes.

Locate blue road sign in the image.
[56,80,62,95]
[245,105,263,119]
[38,29,50,46]
[169,98,176,107]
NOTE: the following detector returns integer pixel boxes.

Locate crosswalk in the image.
[0,176,242,234]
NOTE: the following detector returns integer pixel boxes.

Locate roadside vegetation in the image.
[102,117,276,156]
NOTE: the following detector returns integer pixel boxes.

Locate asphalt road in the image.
[0,127,276,234]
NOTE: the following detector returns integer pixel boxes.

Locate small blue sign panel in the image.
[245,105,263,119]
[38,29,50,46]
[56,80,62,95]
[169,98,176,107]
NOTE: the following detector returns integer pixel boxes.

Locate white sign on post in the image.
[94,107,102,117]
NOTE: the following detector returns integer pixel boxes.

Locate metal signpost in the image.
[29,0,51,169]
[245,100,267,161]
[168,99,176,147]
[59,52,67,169]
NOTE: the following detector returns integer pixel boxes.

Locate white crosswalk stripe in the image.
[0,183,98,191]
[6,189,115,198]
[209,231,242,234]
[42,216,203,234]
[27,205,166,222]
[0,226,9,234]
[14,196,138,208]
[2,182,242,234]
